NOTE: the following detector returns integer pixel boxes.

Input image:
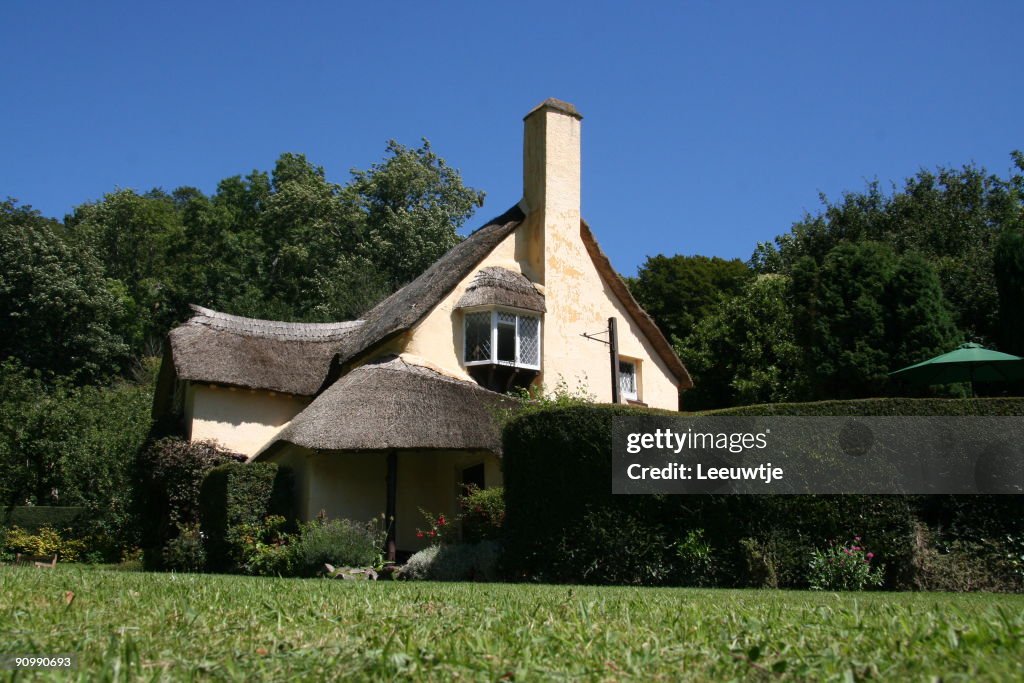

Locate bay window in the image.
[463,309,541,370]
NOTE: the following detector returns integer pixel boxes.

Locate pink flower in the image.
[866,552,874,560]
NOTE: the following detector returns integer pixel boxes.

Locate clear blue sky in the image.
[2,1,1021,275]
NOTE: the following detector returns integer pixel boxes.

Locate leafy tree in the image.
[628,254,751,342]
[0,199,129,383]
[677,274,802,410]
[66,189,184,355]
[994,228,1024,355]
[752,154,1024,344]
[793,242,960,400]
[884,251,961,371]
[343,139,485,291]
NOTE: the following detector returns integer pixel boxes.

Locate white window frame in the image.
[462,307,542,371]
[619,358,639,401]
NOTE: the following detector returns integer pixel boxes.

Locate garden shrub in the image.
[401,545,439,580]
[807,537,885,591]
[198,462,293,571]
[286,517,383,577]
[161,523,206,572]
[226,515,292,576]
[502,399,1024,589]
[674,529,718,587]
[401,541,502,581]
[2,525,87,562]
[133,437,245,568]
[458,485,505,542]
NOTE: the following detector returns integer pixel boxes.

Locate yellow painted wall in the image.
[279,447,502,552]
[186,384,310,456]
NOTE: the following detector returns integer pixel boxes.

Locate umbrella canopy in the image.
[889,343,1024,389]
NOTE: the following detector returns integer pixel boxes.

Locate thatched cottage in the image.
[153,98,692,558]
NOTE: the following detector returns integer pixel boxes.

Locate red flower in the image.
[437,515,447,526]
[416,532,424,538]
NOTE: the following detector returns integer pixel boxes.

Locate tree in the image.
[343,139,485,291]
[0,199,129,383]
[65,189,184,354]
[884,251,961,371]
[677,274,802,410]
[994,228,1024,355]
[793,242,960,401]
[752,153,1024,344]
[628,254,751,343]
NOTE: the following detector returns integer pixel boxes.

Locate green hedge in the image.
[502,398,1024,589]
[198,462,294,571]
[0,506,85,532]
[701,397,1024,417]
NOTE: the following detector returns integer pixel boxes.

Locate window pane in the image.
[496,318,516,363]
[518,316,539,366]
[619,360,637,397]
[465,312,491,362]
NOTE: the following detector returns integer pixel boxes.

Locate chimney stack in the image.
[521,98,582,285]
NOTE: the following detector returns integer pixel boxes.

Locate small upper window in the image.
[619,359,638,401]
[463,309,541,370]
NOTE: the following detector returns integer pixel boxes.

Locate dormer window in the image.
[456,266,545,392]
[464,310,541,370]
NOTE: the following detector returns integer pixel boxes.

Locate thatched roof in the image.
[257,355,509,456]
[167,306,364,396]
[164,204,525,395]
[332,203,526,369]
[456,266,545,313]
[580,220,693,389]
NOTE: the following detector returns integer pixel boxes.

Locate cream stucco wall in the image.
[273,447,501,552]
[186,384,310,456]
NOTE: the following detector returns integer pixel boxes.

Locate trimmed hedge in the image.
[0,506,85,532]
[133,437,246,568]
[502,398,1024,589]
[702,397,1024,417]
[198,462,294,571]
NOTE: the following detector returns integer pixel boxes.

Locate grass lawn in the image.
[1,567,1022,681]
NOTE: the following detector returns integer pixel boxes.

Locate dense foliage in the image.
[626,254,751,343]
[0,361,152,559]
[133,438,245,568]
[503,402,1024,590]
[197,461,293,571]
[0,201,129,383]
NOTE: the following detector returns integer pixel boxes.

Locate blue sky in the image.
[2,1,1021,275]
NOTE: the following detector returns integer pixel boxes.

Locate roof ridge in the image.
[187,305,364,341]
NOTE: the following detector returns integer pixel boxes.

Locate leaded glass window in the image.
[619,359,638,400]
[465,312,491,362]
[518,316,540,366]
[463,309,541,370]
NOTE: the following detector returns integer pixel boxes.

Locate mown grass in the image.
[1,567,1022,681]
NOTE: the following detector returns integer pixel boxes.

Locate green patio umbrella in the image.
[888,342,1024,395]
